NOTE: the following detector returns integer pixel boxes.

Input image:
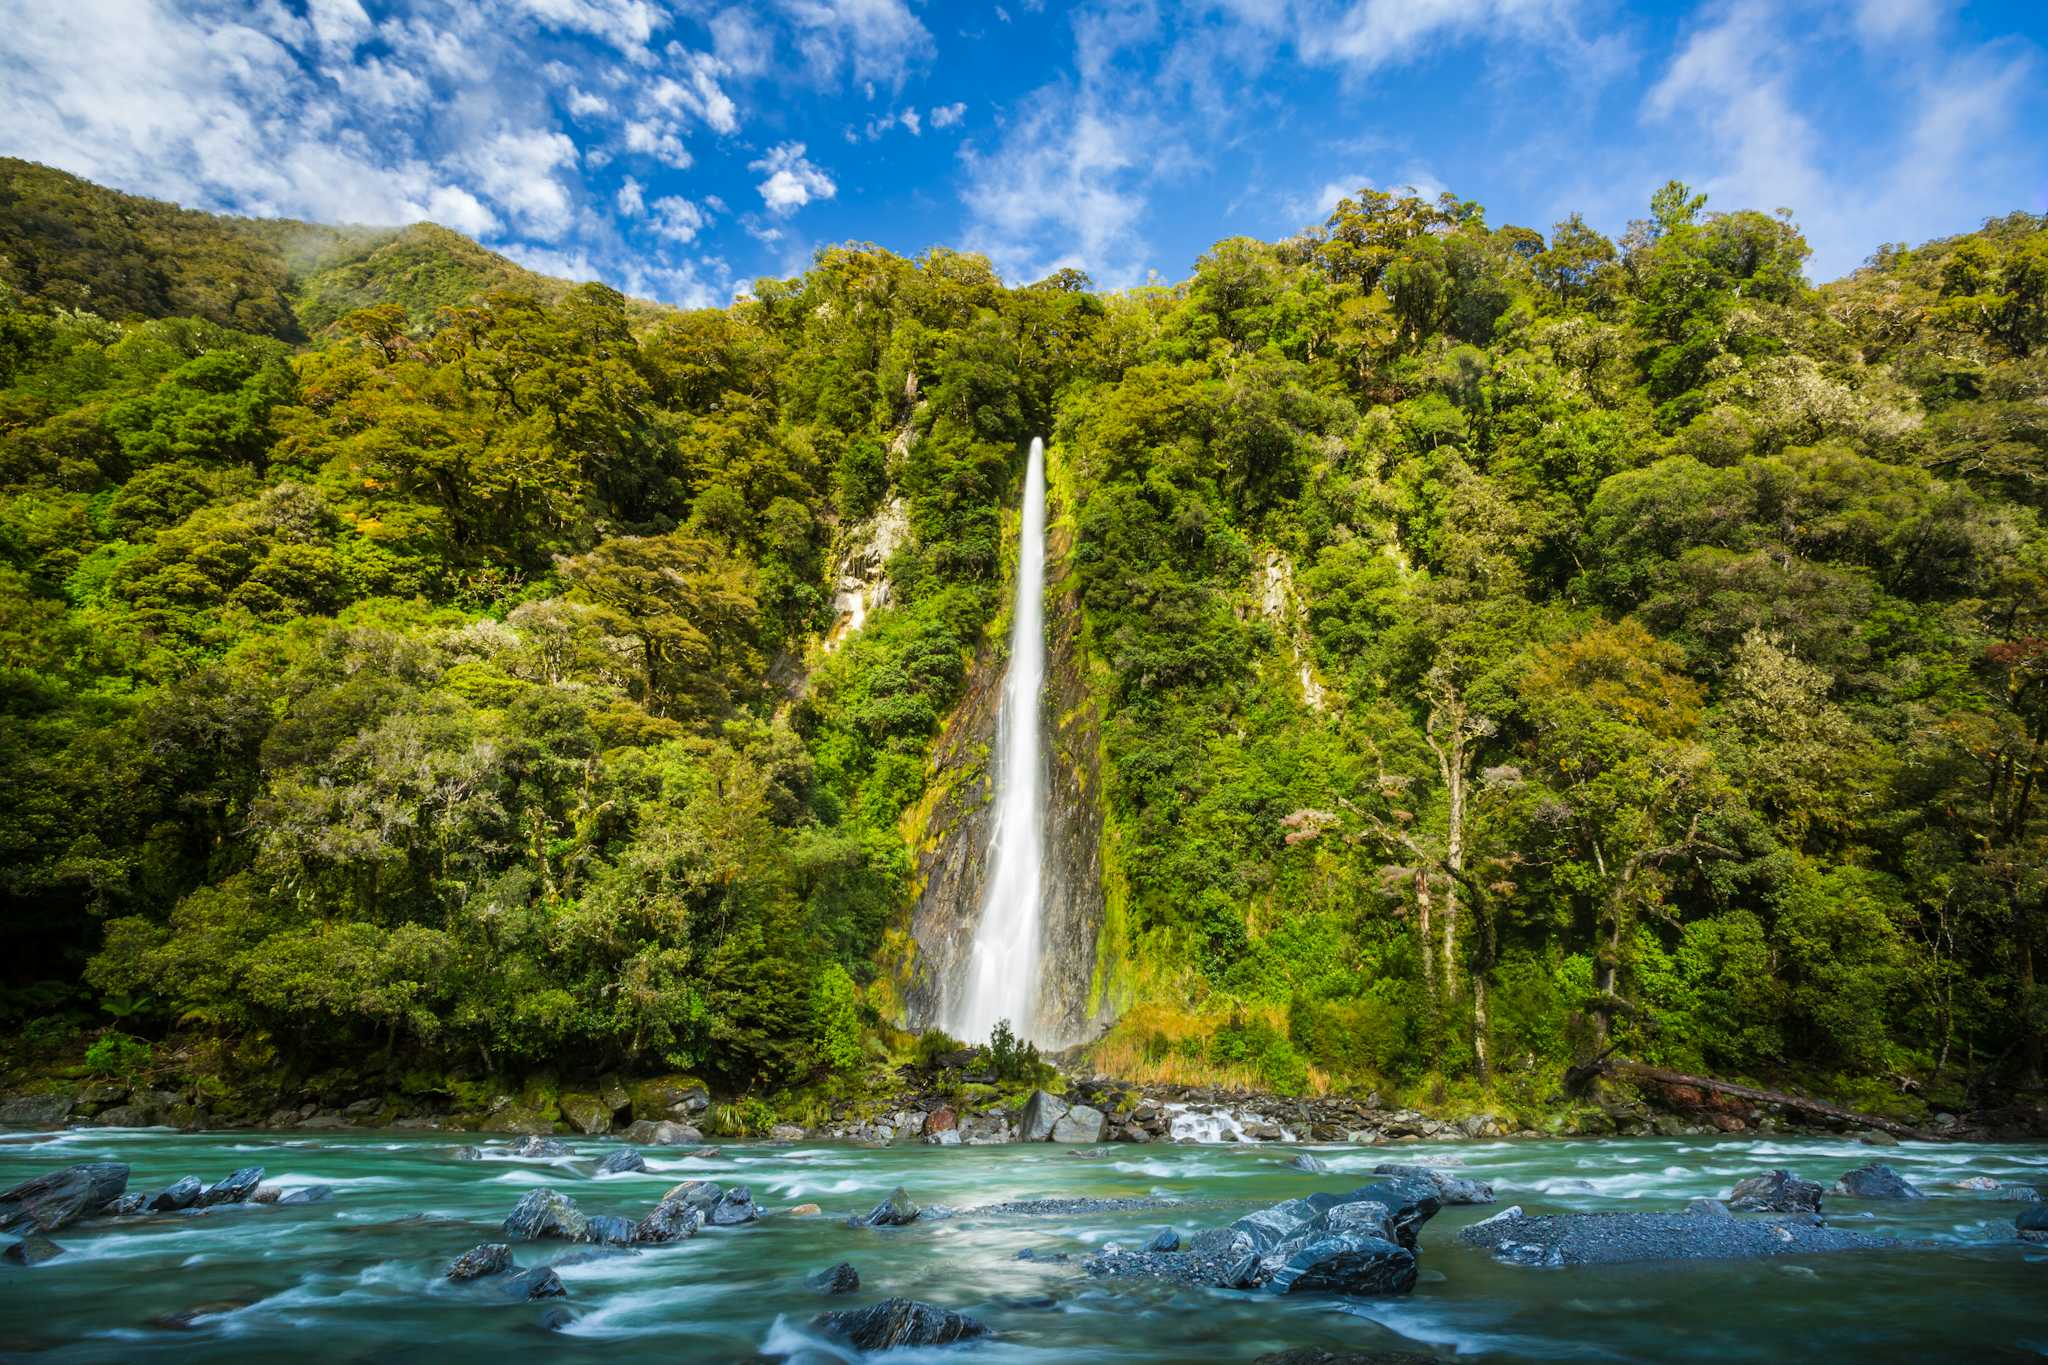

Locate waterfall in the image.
[949,436,1049,1045]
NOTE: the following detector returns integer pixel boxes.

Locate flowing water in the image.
[4,1126,2045,1362]
[949,435,1050,1045]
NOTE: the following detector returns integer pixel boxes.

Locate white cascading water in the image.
[950,437,1049,1045]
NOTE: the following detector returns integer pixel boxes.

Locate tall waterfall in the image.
[949,436,1049,1044]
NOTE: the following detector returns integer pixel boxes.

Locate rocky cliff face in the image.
[896,456,1111,1049]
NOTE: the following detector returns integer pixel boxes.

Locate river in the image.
[2,1126,2043,1361]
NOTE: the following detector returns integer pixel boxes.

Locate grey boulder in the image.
[200,1167,263,1207]
[1372,1163,1495,1205]
[812,1298,990,1351]
[502,1188,591,1243]
[1018,1090,1069,1142]
[148,1176,204,1213]
[1832,1163,1923,1200]
[1458,1208,1896,1266]
[808,1261,861,1293]
[1727,1169,1824,1214]
[3,1233,64,1265]
[0,1163,129,1234]
[595,1148,648,1175]
[1051,1105,1107,1144]
[859,1187,922,1227]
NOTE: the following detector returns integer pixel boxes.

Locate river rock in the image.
[148,1176,204,1212]
[503,1188,591,1242]
[2015,1205,2048,1243]
[0,1095,74,1128]
[2,1233,63,1265]
[1052,1105,1107,1144]
[769,1124,807,1142]
[708,1186,760,1226]
[495,1267,567,1301]
[1833,1163,1923,1199]
[633,1189,702,1244]
[586,1214,637,1245]
[1998,1186,2042,1202]
[595,1148,648,1175]
[923,1108,957,1136]
[559,1093,612,1136]
[1147,1228,1180,1252]
[105,1192,148,1215]
[1373,1163,1495,1205]
[510,1136,568,1159]
[1458,1208,1897,1266]
[453,1146,484,1160]
[200,1166,263,1207]
[1687,1198,1733,1218]
[448,1243,514,1281]
[1856,1129,1900,1147]
[1018,1090,1069,1142]
[788,1203,823,1216]
[620,1120,703,1146]
[1954,1176,2000,1191]
[1261,1227,1416,1296]
[808,1261,861,1293]
[1286,1153,1330,1173]
[277,1184,332,1206]
[812,1298,991,1351]
[859,1187,922,1227]
[1,1162,129,1234]
[1727,1169,1824,1214]
[1254,1352,1444,1365]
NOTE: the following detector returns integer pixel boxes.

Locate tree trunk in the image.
[1573,1058,1940,1140]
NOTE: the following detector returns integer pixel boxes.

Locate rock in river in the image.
[634,1184,705,1244]
[509,1136,568,1159]
[1458,1207,1896,1266]
[812,1298,990,1351]
[3,1233,64,1265]
[1727,1169,1824,1214]
[503,1188,591,1243]
[1286,1153,1329,1174]
[2016,1205,2048,1244]
[808,1261,861,1293]
[200,1166,263,1207]
[1,1163,129,1234]
[595,1148,648,1175]
[858,1187,922,1227]
[1052,1105,1107,1144]
[277,1184,332,1206]
[148,1176,204,1213]
[448,1243,514,1281]
[620,1120,703,1146]
[1832,1163,1923,1200]
[1373,1164,1495,1205]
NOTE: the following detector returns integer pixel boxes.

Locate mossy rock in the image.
[627,1075,710,1121]
[559,1091,612,1135]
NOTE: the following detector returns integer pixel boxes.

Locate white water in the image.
[950,437,1049,1045]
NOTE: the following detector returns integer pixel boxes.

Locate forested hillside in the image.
[1,158,2042,1125]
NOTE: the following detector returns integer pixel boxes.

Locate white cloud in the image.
[616,175,646,215]
[567,87,611,118]
[928,101,967,128]
[778,0,934,88]
[623,119,692,168]
[509,0,665,56]
[961,91,1159,286]
[646,50,740,135]
[650,194,709,242]
[463,128,581,238]
[424,184,501,237]
[709,7,776,77]
[899,107,921,135]
[750,142,837,214]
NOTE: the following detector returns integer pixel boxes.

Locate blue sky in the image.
[3,1,2045,305]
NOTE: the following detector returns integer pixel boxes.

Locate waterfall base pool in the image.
[3,1127,2044,1362]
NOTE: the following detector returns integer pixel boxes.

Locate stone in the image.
[812,1298,991,1351]
[768,1124,807,1142]
[0,1162,129,1234]
[1285,1153,1329,1173]
[0,1095,74,1128]
[595,1148,648,1175]
[1998,1185,2042,1203]
[788,1203,823,1217]
[453,1146,484,1160]
[925,1129,961,1146]
[1051,1105,1107,1144]
[1018,1089,1069,1142]
[1832,1163,1923,1200]
[586,1214,637,1245]
[199,1166,263,1207]
[633,1191,702,1245]
[707,1186,759,1226]
[1856,1129,1899,1147]
[2,1233,63,1265]
[1460,1210,1897,1266]
[148,1176,204,1213]
[502,1188,591,1243]
[923,1107,957,1135]
[538,1305,576,1331]
[559,1093,612,1136]
[276,1185,332,1206]
[497,1268,566,1301]
[448,1243,514,1281]
[509,1136,568,1159]
[1686,1199,1733,1218]
[1953,1175,1999,1191]
[808,1261,861,1294]
[1372,1163,1495,1205]
[1727,1169,1824,1214]
[620,1120,703,1146]
[1261,1230,1416,1295]
[2017,1205,2048,1243]
[860,1186,922,1227]
[1146,1228,1180,1252]
[150,1300,253,1329]
[104,1193,147,1215]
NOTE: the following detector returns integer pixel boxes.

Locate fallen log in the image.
[1568,1058,1939,1141]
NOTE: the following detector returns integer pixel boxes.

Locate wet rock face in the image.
[812,1298,991,1351]
[2017,1205,2048,1243]
[1458,1208,1897,1266]
[503,1188,591,1243]
[808,1261,861,1294]
[595,1148,647,1175]
[859,1187,922,1227]
[1371,1164,1495,1206]
[1728,1169,1824,1214]
[149,1176,204,1212]
[0,1162,129,1234]
[199,1166,263,1207]
[3,1232,63,1265]
[448,1243,514,1281]
[1833,1163,1924,1200]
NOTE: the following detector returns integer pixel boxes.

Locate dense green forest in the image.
[1,158,2042,1121]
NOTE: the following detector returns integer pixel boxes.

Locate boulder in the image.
[788,1203,823,1217]
[148,1176,204,1213]
[586,1214,637,1245]
[3,1233,63,1265]
[453,1146,484,1160]
[503,1188,591,1243]
[812,1298,991,1351]
[1018,1090,1069,1142]
[276,1185,331,1206]
[1261,1228,1416,1296]
[199,1166,263,1207]
[0,1162,129,1234]
[539,1305,576,1331]
[1953,1176,2000,1192]
[620,1120,702,1146]
[768,1124,807,1142]
[707,1186,760,1226]
[2015,1205,2048,1244]
[1285,1153,1329,1174]
[1147,1228,1180,1252]
[509,1136,568,1159]
[633,1191,702,1245]
[495,1268,566,1301]
[0,1095,74,1128]
[859,1187,922,1227]
[105,1192,148,1215]
[1727,1169,1824,1214]
[1686,1199,1733,1218]
[558,1093,612,1136]
[808,1261,861,1294]
[1253,1351,1442,1365]
[1856,1129,1900,1147]
[448,1243,514,1281]
[1372,1163,1495,1205]
[1832,1163,1923,1200]
[1998,1186,2042,1203]
[1051,1105,1107,1144]
[595,1148,648,1175]
[923,1108,957,1136]
[1458,1208,1897,1266]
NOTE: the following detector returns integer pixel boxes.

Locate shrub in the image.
[85,1032,153,1077]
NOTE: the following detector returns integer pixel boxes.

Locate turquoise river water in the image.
[1,1126,2044,1362]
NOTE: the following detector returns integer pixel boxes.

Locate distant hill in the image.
[0,159,669,340]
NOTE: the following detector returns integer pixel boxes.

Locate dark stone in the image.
[1253,1350,1444,1365]
[1147,1227,1180,1252]
[448,1243,514,1281]
[105,1193,148,1215]
[538,1305,576,1332]
[1727,1169,1824,1214]
[1014,1247,1070,1263]
[150,1300,252,1329]
[453,1146,484,1160]
[1286,1153,1330,1174]
[1018,1090,1069,1142]
[595,1148,648,1175]
[708,1186,759,1226]
[3,1233,63,1265]
[860,1186,922,1227]
[586,1214,637,1245]
[0,1095,75,1128]
[1686,1199,1733,1218]
[620,1120,702,1146]
[808,1261,861,1293]
[276,1184,332,1206]
[1372,1163,1496,1205]
[149,1176,203,1213]
[1222,1252,1263,1289]
[2016,1205,2048,1243]
[634,1185,704,1244]
[1998,1185,2042,1203]
[0,1162,130,1234]
[1310,1181,1440,1252]
[200,1166,263,1207]
[1458,1208,1897,1266]
[496,1267,566,1301]
[510,1136,569,1159]
[502,1188,591,1242]
[812,1298,991,1351]
[1261,1230,1416,1295]
[1832,1163,1923,1200]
